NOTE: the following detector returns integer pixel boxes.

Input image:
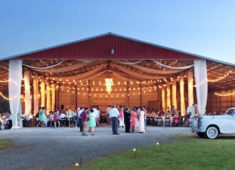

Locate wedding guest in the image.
[39,107,46,127]
[88,109,96,135]
[109,105,119,135]
[124,108,131,133]
[77,107,84,132]
[118,106,125,128]
[80,108,89,136]
[93,106,100,127]
[131,108,137,132]
[53,110,60,128]
[139,107,146,133]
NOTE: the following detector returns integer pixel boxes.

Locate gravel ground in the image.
[0,126,192,170]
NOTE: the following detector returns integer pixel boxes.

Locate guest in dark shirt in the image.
[124,108,131,133]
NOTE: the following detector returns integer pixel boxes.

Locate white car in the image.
[195,107,235,139]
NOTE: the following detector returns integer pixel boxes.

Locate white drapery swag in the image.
[9,60,23,128]
[194,60,208,115]
[152,60,194,70]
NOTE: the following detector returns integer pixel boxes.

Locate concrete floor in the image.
[0,126,192,170]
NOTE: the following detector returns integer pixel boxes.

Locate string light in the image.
[0,80,9,83]
[214,90,235,97]
[208,70,232,83]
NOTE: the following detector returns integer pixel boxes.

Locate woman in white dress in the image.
[139,107,145,133]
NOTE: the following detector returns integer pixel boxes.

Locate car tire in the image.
[206,126,219,139]
[197,132,205,138]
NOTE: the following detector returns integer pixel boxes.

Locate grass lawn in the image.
[79,136,235,170]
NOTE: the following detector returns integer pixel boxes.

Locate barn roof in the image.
[2,32,234,66]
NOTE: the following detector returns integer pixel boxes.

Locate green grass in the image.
[78,136,235,170]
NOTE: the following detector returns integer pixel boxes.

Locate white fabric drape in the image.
[161,88,166,111]
[46,83,51,114]
[40,79,45,107]
[166,83,171,110]
[33,76,39,115]
[24,71,31,115]
[126,64,184,75]
[172,79,177,110]
[180,76,186,116]
[117,60,143,65]
[194,60,208,115]
[188,71,194,107]
[152,60,194,70]
[23,60,65,70]
[9,60,23,128]
[51,84,55,112]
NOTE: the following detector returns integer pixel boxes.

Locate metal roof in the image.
[1,32,235,67]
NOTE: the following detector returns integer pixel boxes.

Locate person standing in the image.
[109,105,119,135]
[88,109,96,135]
[80,108,89,136]
[139,107,146,133]
[124,108,131,133]
[39,107,46,127]
[118,107,125,128]
[131,108,137,132]
[77,107,84,132]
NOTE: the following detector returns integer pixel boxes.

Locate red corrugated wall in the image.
[17,34,199,60]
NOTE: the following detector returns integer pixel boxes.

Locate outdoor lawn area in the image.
[80,137,235,170]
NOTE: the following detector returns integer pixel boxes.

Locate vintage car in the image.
[195,107,235,139]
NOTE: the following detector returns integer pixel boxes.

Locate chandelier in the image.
[105,78,113,94]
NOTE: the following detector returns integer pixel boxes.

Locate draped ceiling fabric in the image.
[40,79,45,107]
[129,64,184,75]
[46,83,51,114]
[166,82,171,110]
[24,71,31,115]
[188,71,194,107]
[180,76,186,116]
[33,76,39,115]
[172,79,177,110]
[9,60,23,129]
[152,60,194,70]
[161,88,166,111]
[194,60,208,115]
[21,60,200,116]
[31,62,91,73]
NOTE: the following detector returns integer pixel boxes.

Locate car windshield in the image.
[225,109,235,115]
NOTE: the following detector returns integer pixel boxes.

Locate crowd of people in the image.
[33,105,147,136]
[0,112,12,130]
[0,104,198,133]
[105,105,147,134]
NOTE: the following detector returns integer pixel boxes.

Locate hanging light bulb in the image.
[105,78,113,94]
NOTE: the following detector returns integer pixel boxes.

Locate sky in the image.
[0,0,235,64]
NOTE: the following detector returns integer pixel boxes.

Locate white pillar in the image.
[194,60,208,115]
[161,87,166,111]
[33,76,39,115]
[166,82,171,111]
[9,60,23,128]
[188,71,194,107]
[51,83,55,112]
[46,83,51,115]
[180,76,186,116]
[172,79,177,110]
[40,79,45,107]
[24,71,32,115]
